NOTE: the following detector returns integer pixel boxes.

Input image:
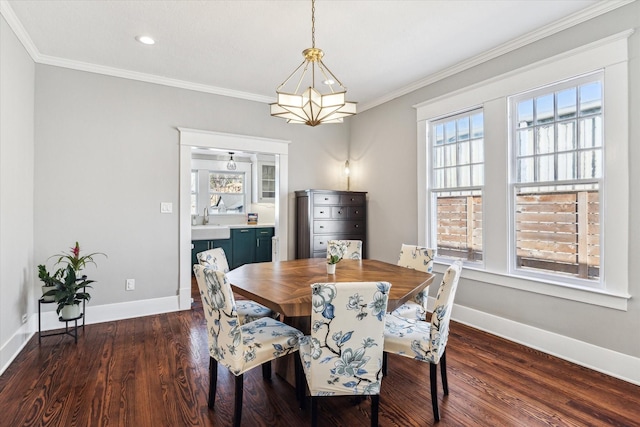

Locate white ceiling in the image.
[2,0,629,111]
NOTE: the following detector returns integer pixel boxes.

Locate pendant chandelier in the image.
[270,0,356,126]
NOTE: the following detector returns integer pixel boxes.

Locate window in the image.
[510,72,602,283]
[430,109,484,262]
[417,33,630,309]
[209,171,245,213]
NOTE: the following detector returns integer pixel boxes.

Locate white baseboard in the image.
[0,295,184,376]
[0,321,33,376]
[443,299,640,386]
[36,295,183,331]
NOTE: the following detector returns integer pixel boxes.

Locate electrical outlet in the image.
[125,279,135,291]
[21,313,28,324]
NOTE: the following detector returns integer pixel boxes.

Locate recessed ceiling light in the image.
[136,35,155,45]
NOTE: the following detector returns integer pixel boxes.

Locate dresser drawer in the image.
[313,206,331,218]
[349,206,365,219]
[331,206,348,219]
[313,235,333,252]
[314,194,340,205]
[314,236,366,253]
[340,194,365,205]
[314,220,365,234]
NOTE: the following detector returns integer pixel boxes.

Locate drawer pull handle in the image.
[355,224,359,228]
[338,210,342,215]
[354,210,359,214]
[324,197,329,201]
[240,230,249,233]
[320,210,325,214]
[319,226,324,229]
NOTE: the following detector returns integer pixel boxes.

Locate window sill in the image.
[433,262,630,311]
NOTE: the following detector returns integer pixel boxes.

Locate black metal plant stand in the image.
[38,284,86,344]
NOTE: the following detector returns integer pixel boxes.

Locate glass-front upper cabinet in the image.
[258,162,276,202]
[251,154,276,203]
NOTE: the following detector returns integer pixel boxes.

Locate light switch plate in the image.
[160,202,172,213]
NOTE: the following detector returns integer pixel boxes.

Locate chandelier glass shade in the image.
[270,0,356,126]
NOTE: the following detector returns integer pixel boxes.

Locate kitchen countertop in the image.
[228,223,274,229]
[192,223,274,229]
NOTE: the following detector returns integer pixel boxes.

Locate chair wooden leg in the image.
[430,363,440,422]
[440,350,449,395]
[371,395,379,427]
[208,357,217,409]
[311,396,318,427]
[382,352,388,376]
[262,360,272,381]
[295,354,305,409]
[233,374,243,427]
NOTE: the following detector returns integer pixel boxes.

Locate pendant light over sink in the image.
[226,152,237,171]
[270,0,356,126]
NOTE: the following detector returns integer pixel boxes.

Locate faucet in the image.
[203,207,209,224]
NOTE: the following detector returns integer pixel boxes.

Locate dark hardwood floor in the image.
[1,279,638,426]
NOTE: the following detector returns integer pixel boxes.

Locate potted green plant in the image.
[326,241,347,274]
[37,264,64,302]
[43,265,94,319]
[52,241,106,274]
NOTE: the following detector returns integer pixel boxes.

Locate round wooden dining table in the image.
[226,257,435,318]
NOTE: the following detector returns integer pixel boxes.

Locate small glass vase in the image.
[326,263,336,274]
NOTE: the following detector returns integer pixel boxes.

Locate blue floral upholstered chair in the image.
[298,281,391,427]
[383,261,462,422]
[390,244,436,320]
[197,247,275,324]
[193,264,302,427]
[327,239,363,261]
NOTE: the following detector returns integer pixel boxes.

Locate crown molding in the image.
[2,0,634,110]
[359,0,636,112]
[37,53,275,103]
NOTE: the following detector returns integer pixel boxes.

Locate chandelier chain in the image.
[311,0,315,48]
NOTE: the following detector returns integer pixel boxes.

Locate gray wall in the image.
[33,65,350,307]
[0,14,35,370]
[350,2,640,358]
[1,2,638,377]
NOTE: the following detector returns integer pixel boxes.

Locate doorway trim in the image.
[178,128,290,310]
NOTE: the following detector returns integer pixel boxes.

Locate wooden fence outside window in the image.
[436,191,600,279]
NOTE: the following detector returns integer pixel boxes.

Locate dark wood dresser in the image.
[295,189,367,259]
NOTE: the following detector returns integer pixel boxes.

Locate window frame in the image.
[208,170,246,213]
[415,32,631,310]
[428,108,485,264]
[191,157,252,217]
[508,72,604,288]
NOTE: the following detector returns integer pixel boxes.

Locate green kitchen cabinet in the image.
[191,238,233,268]
[231,228,256,269]
[193,227,274,271]
[255,227,274,263]
[231,227,274,269]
